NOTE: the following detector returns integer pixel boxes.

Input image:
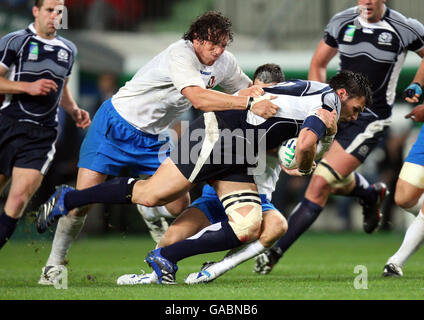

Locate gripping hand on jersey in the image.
[247,93,278,119]
[403,82,422,104]
[315,109,338,136]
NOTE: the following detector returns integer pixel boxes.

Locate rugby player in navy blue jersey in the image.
[0,0,91,250]
[36,71,371,283]
[255,0,424,275]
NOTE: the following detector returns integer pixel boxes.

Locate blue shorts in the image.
[78,99,172,176]
[190,185,278,224]
[405,126,424,165]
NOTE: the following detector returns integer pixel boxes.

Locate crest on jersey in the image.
[207,76,215,89]
[57,49,69,62]
[343,25,357,42]
[28,42,39,60]
[378,32,392,46]
[358,145,369,157]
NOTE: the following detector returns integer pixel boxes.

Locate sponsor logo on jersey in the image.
[28,42,39,60]
[58,49,69,62]
[200,70,211,75]
[343,25,357,42]
[362,28,374,34]
[378,32,392,46]
[207,76,215,89]
[44,44,54,52]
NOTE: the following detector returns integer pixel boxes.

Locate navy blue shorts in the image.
[0,113,58,176]
[335,112,390,163]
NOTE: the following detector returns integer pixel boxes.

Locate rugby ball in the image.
[278,138,297,169]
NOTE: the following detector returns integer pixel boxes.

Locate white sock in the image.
[404,193,424,216]
[209,240,267,277]
[388,211,424,267]
[137,205,175,221]
[46,214,86,266]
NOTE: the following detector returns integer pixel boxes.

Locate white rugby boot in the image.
[117,270,158,285]
[38,265,67,285]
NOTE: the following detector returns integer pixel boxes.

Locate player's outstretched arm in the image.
[182,86,278,119]
[60,78,91,129]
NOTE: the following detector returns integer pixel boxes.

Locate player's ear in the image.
[336,88,348,100]
[33,5,39,19]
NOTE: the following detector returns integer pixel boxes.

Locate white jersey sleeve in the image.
[168,43,206,92]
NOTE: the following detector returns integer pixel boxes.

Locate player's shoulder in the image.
[385,7,424,33]
[328,6,358,25]
[0,28,31,49]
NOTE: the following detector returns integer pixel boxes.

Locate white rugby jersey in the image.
[254,155,281,200]
[111,39,251,135]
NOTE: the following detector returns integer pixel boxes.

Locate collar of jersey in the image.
[27,23,71,51]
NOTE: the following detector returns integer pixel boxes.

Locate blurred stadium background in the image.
[1,0,424,239]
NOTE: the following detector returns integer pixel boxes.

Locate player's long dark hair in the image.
[329,70,373,107]
[183,11,233,45]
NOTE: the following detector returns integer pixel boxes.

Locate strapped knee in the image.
[314,160,354,188]
[220,190,262,242]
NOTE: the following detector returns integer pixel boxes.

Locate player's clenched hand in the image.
[238,85,264,97]
[71,108,91,129]
[316,109,338,136]
[403,82,422,104]
[250,94,278,119]
[26,79,58,96]
[280,161,316,176]
[405,104,424,122]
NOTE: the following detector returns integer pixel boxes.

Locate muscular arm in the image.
[0,65,57,95]
[308,40,338,82]
[295,128,319,173]
[60,78,91,129]
[181,85,278,118]
[411,48,424,85]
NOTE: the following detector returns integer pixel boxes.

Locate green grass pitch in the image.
[0,232,423,300]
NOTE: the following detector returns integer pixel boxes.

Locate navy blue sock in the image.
[64,177,137,211]
[160,221,242,264]
[273,198,323,255]
[0,211,19,249]
[348,172,376,204]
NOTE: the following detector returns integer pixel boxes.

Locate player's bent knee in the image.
[260,212,287,247]
[220,190,262,243]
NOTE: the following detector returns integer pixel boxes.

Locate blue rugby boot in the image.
[36,184,74,233]
[145,248,178,284]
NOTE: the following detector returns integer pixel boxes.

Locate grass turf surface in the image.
[0,232,423,300]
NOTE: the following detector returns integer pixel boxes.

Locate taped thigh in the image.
[219,190,262,242]
[399,162,424,189]
[314,160,354,188]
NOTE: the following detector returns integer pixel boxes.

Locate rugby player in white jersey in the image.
[36,11,278,285]
[36,71,370,284]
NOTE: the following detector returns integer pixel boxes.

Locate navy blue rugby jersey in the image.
[0,24,77,127]
[324,5,424,119]
[215,79,340,150]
